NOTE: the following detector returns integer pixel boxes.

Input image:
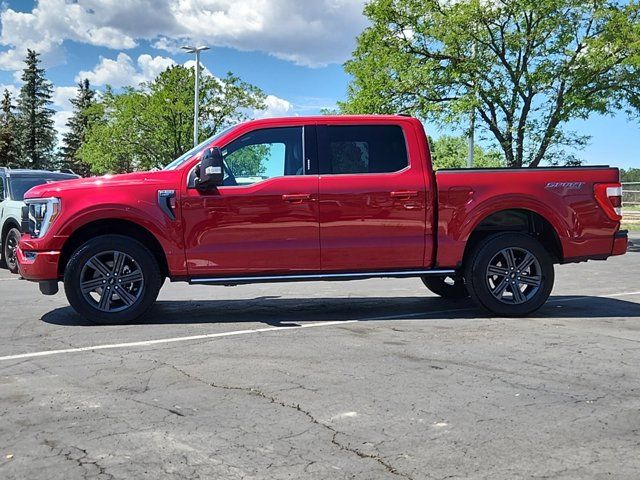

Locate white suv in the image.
[0,168,78,272]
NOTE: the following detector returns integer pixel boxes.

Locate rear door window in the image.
[320,125,409,175]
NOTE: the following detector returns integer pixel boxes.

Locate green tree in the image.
[59,79,96,176]
[79,66,266,174]
[77,87,147,174]
[430,135,503,169]
[226,144,270,177]
[342,0,640,168]
[16,49,56,170]
[621,168,640,183]
[0,89,20,168]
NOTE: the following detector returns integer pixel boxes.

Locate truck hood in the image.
[24,170,176,199]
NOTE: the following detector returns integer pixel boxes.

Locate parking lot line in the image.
[0,290,638,363]
[0,320,359,362]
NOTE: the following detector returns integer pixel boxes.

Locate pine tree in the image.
[59,79,95,176]
[0,89,20,168]
[16,49,56,170]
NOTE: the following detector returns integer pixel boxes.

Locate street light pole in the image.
[181,45,210,147]
[468,40,477,169]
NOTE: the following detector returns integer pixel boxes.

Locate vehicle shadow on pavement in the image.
[41,295,640,327]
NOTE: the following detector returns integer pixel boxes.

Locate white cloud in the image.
[0,0,368,71]
[53,109,73,141]
[52,86,78,110]
[0,83,20,99]
[75,53,176,87]
[254,95,294,118]
[138,54,176,82]
[183,59,214,78]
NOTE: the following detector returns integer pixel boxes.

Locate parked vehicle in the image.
[0,168,78,273]
[16,116,627,324]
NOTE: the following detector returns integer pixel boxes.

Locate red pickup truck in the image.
[17,115,627,324]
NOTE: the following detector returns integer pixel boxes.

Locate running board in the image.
[189,269,457,286]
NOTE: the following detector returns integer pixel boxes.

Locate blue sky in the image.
[0,0,638,170]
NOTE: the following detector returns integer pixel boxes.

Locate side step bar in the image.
[189,269,457,286]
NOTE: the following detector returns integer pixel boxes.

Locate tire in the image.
[64,235,162,325]
[421,275,469,300]
[3,227,21,273]
[464,232,554,317]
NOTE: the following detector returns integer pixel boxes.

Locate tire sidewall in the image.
[422,275,469,300]
[4,228,21,273]
[64,235,162,324]
[465,233,554,317]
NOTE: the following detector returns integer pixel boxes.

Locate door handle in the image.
[390,191,419,200]
[282,194,312,203]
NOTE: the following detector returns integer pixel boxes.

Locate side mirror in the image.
[196,147,224,191]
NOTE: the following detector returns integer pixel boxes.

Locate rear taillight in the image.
[594,183,622,221]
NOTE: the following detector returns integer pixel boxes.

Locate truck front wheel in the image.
[64,235,162,324]
[464,233,554,317]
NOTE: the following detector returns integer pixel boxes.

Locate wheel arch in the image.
[463,208,564,265]
[58,218,169,278]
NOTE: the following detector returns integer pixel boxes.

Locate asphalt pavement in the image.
[0,234,639,479]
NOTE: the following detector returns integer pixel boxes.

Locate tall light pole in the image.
[468,40,477,169]
[182,45,210,147]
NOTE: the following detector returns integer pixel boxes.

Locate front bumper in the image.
[16,245,61,281]
[612,230,628,256]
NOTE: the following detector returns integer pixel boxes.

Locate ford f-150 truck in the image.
[16,116,628,324]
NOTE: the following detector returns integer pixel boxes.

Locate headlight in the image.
[23,197,61,239]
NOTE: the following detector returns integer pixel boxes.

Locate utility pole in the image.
[468,40,477,169]
[181,45,210,147]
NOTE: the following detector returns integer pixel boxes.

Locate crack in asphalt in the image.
[43,439,114,480]
[157,360,418,480]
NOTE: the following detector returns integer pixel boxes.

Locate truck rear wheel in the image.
[464,232,554,317]
[64,235,162,324]
[421,275,468,300]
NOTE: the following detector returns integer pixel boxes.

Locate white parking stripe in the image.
[0,290,638,363]
[606,291,640,297]
[0,320,359,362]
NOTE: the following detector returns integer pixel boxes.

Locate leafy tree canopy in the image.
[430,135,503,169]
[79,65,266,174]
[621,168,640,182]
[341,0,640,167]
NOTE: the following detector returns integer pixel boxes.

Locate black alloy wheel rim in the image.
[485,247,542,305]
[6,233,18,269]
[80,251,145,313]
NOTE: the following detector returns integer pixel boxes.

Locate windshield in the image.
[10,177,70,201]
[163,126,237,171]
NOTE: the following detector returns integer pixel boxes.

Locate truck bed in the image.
[434,165,622,268]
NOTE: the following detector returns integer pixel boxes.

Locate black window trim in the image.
[317,124,411,176]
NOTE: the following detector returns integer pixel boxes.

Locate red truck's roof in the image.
[240,114,421,127]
